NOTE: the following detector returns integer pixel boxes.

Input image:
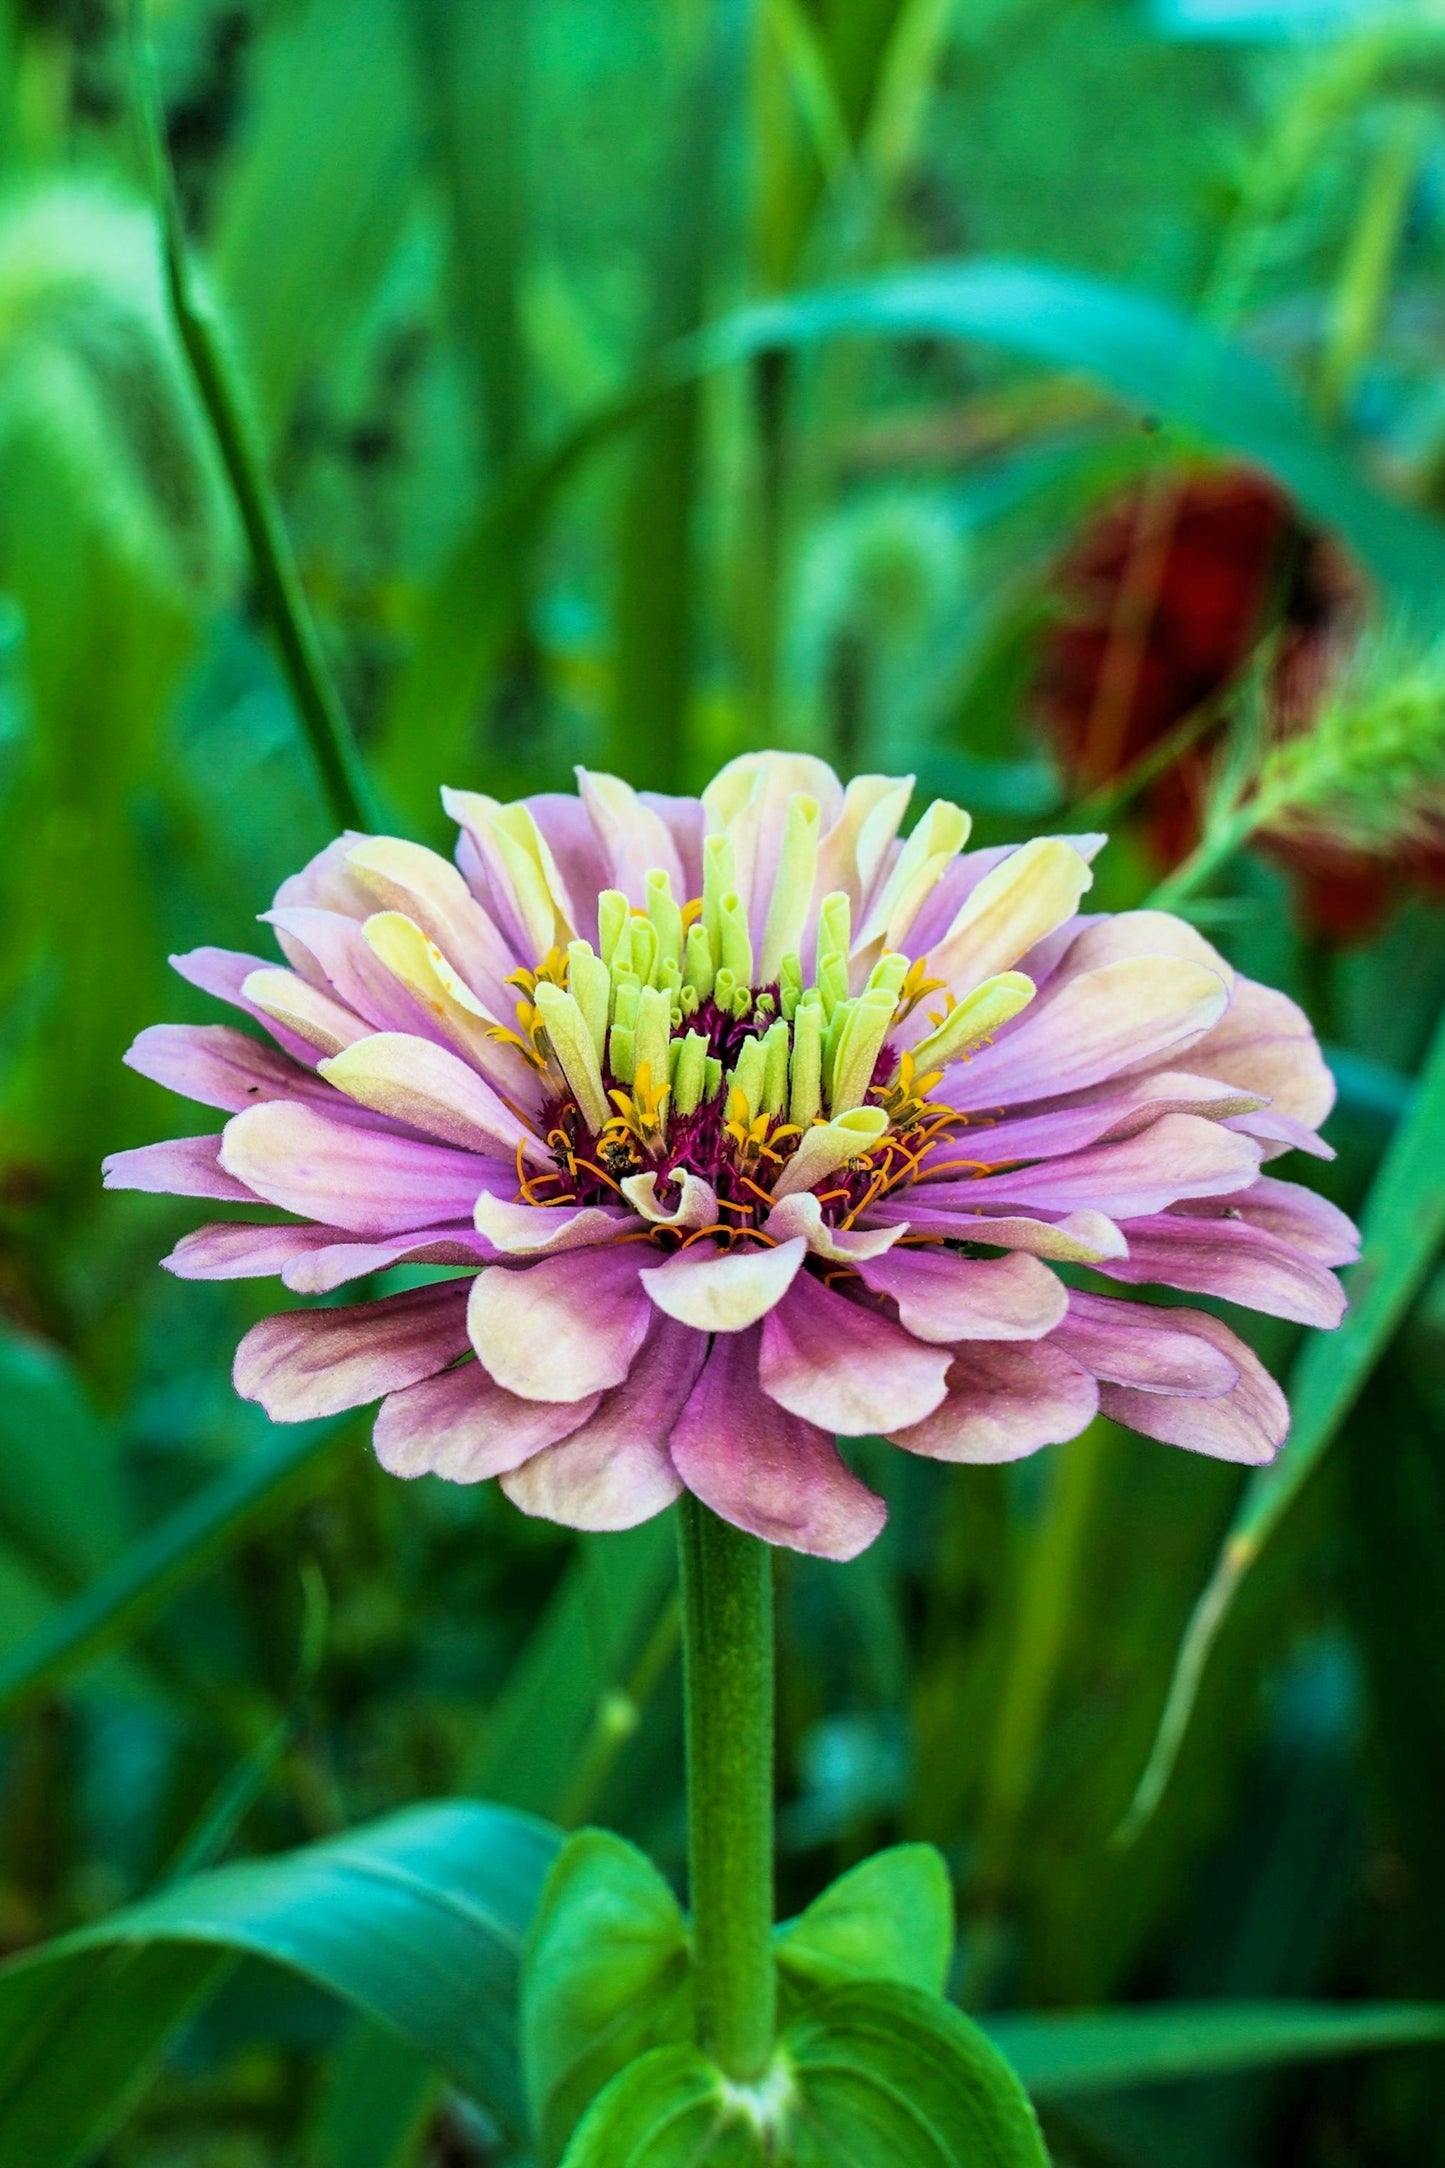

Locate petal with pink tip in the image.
[1053,1290,1240,1395]
[502,1318,705,1530]
[759,1270,950,1434]
[1189,1176,1359,1265]
[620,1171,719,1231]
[467,1243,652,1402]
[640,1237,806,1333]
[234,1283,472,1421]
[220,1102,495,1235]
[164,1222,342,1280]
[474,1194,641,1255]
[576,769,687,905]
[374,1363,599,1482]
[125,1024,331,1115]
[671,1329,886,1560]
[170,946,322,1067]
[1092,1213,1347,1328]
[282,1229,487,1294]
[857,1247,1066,1342]
[265,907,444,1043]
[1100,1311,1287,1465]
[103,1135,256,1202]
[888,1341,1098,1464]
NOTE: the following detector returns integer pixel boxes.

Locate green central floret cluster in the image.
[510,797,1034,1159]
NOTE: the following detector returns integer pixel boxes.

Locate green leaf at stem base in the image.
[559,1980,1051,2166]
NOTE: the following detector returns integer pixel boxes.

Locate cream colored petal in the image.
[855,798,972,959]
[620,1170,719,1229]
[922,837,1094,1003]
[639,1235,807,1331]
[770,1106,888,1200]
[344,835,516,1001]
[320,1033,543,1161]
[361,911,540,1105]
[813,774,915,920]
[763,1191,904,1262]
[475,1193,640,1253]
[240,968,368,1057]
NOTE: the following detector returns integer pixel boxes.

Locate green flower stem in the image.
[677,1493,776,2082]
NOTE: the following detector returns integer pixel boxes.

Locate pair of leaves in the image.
[523,1831,1040,2165]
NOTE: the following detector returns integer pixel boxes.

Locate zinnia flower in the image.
[105,754,1357,1560]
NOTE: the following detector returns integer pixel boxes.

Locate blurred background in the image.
[3,0,1445,2159]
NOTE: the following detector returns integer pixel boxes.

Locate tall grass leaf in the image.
[605,0,746,792]
[0,1420,348,1719]
[0,1801,561,2165]
[987,2001,1445,2097]
[212,0,418,445]
[1118,999,1445,1842]
[0,1326,130,1588]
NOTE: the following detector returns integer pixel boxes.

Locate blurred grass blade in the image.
[300,2019,443,2168]
[463,1518,677,1815]
[605,0,745,791]
[128,4,380,834]
[986,2001,1445,2097]
[0,1326,130,1588]
[209,0,418,444]
[1118,1000,1445,1844]
[689,263,1445,612]
[397,253,1445,792]
[0,1421,347,1719]
[0,1801,560,2167]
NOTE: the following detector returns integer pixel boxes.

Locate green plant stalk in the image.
[128,5,379,835]
[677,1492,777,2082]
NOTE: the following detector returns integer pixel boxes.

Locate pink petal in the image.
[219,1102,499,1236]
[856,1247,1066,1342]
[1099,1311,1287,1465]
[374,1362,599,1482]
[639,791,707,898]
[1052,1290,1240,1395]
[949,956,1230,1110]
[1175,1176,1359,1265]
[1186,975,1334,1130]
[164,1222,342,1280]
[671,1329,887,1560]
[281,1229,487,1294]
[758,1270,950,1435]
[467,1243,652,1402]
[888,1340,1099,1463]
[272,831,376,917]
[922,1069,1264,1172]
[169,947,324,1068]
[947,1113,1263,1220]
[640,1237,806,1333]
[125,1023,329,1115]
[1093,1214,1347,1328]
[576,770,687,906]
[501,1317,706,1529]
[233,1283,472,1421]
[103,1135,256,1202]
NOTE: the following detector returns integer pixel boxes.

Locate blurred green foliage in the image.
[1,0,1445,2160]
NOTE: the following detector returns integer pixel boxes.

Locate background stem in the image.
[677,1493,777,2082]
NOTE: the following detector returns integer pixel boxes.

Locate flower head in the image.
[106,753,1357,1560]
